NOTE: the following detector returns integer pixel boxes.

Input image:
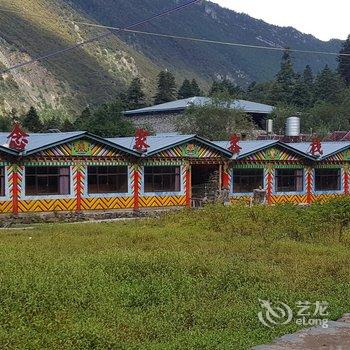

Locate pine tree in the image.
[209,78,242,97]
[154,71,177,104]
[315,65,344,103]
[127,77,145,109]
[190,79,201,96]
[22,106,43,132]
[291,74,313,108]
[73,107,92,130]
[303,65,314,86]
[338,34,350,86]
[178,79,193,99]
[269,49,297,104]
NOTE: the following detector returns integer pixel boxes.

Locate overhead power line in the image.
[0,0,200,74]
[70,20,350,57]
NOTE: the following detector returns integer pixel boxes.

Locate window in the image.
[0,167,5,196]
[88,166,128,194]
[144,166,181,193]
[275,169,304,192]
[233,169,264,193]
[25,167,70,196]
[315,168,341,191]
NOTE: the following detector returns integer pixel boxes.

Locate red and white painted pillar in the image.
[344,165,349,195]
[266,165,273,205]
[12,165,19,215]
[221,162,230,190]
[133,164,140,211]
[185,162,191,208]
[306,167,313,204]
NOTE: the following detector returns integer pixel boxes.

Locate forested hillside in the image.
[0,0,343,113]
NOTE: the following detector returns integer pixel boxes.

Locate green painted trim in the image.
[314,164,343,169]
[144,160,183,166]
[24,161,72,166]
[232,164,265,169]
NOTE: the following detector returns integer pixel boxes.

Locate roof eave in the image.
[24,132,141,157]
[146,135,232,158]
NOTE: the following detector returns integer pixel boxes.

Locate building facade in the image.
[0,131,348,216]
[123,97,274,133]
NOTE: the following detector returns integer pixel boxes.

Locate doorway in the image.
[191,164,220,205]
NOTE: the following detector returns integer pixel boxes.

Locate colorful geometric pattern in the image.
[0,200,12,213]
[245,147,302,162]
[270,194,308,204]
[8,165,24,199]
[73,164,85,198]
[38,140,123,158]
[156,143,222,159]
[81,197,134,210]
[313,193,343,203]
[18,199,77,213]
[139,195,186,208]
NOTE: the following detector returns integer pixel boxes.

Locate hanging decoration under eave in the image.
[7,122,29,151]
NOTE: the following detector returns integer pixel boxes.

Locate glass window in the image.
[233,169,264,193]
[275,169,304,192]
[144,166,181,193]
[0,167,5,196]
[25,167,70,196]
[315,168,341,191]
[87,166,128,194]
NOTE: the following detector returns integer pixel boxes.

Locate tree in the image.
[86,100,135,137]
[303,65,314,87]
[209,78,242,98]
[314,65,344,103]
[268,49,297,104]
[338,34,350,86]
[154,71,177,104]
[73,107,92,130]
[126,77,145,109]
[178,79,193,99]
[190,79,202,96]
[22,106,43,132]
[290,74,313,108]
[176,94,255,139]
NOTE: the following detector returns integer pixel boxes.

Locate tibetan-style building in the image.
[0,129,348,215]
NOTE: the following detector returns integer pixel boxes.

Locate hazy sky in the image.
[211,0,349,41]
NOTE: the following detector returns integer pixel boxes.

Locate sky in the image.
[211,0,349,41]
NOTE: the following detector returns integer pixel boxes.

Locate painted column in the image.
[266,164,273,205]
[74,162,85,212]
[185,162,191,208]
[221,161,230,189]
[306,167,313,204]
[76,166,82,212]
[12,164,19,215]
[133,164,140,211]
[344,165,349,195]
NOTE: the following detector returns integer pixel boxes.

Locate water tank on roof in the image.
[285,116,300,137]
[266,119,273,134]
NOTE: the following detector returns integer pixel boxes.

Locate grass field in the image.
[0,202,350,349]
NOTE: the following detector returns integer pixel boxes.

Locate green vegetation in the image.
[177,94,255,139]
[1,198,350,349]
[154,71,177,105]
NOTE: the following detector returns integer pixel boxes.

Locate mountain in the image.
[0,0,343,114]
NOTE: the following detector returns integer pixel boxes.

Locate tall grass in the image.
[0,198,350,349]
